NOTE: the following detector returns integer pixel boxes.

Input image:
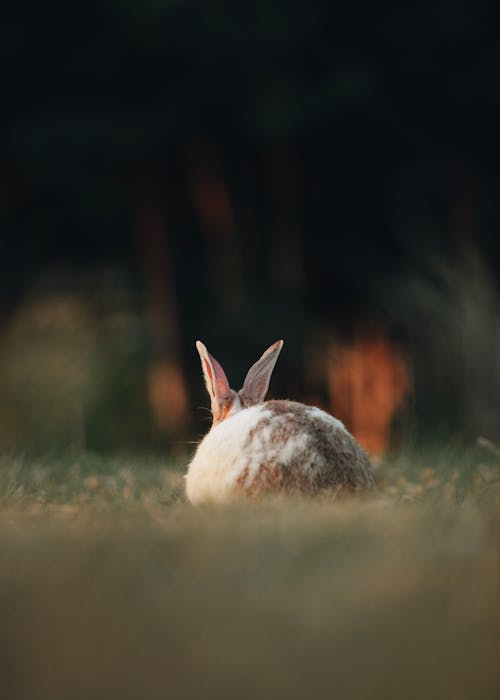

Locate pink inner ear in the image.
[211,356,231,399]
[203,358,214,387]
[215,377,229,399]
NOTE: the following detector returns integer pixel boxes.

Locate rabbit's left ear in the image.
[196,341,233,422]
[240,340,283,404]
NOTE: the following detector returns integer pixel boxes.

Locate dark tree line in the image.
[1,1,499,451]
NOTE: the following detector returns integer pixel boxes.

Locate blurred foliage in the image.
[1,1,499,452]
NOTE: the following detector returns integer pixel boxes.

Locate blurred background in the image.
[1,0,499,457]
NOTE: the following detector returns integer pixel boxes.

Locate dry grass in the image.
[0,449,499,700]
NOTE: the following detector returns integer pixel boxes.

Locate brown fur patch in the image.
[235,466,250,489]
[243,416,271,447]
[238,393,257,409]
[240,400,374,496]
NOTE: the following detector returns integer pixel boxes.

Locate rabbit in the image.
[185,339,375,504]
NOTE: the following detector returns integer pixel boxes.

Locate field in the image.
[1,447,499,700]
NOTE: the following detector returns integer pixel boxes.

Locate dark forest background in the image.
[1,1,499,455]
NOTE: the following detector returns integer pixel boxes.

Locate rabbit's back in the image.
[239,400,374,495]
[186,400,374,503]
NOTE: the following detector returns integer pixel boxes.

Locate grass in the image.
[0,447,499,700]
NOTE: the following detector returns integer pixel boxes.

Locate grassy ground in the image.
[0,447,499,700]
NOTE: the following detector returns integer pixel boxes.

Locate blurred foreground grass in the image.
[1,448,499,700]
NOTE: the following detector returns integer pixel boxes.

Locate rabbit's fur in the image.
[186,340,375,504]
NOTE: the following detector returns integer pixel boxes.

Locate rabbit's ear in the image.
[240,340,283,404]
[196,341,232,420]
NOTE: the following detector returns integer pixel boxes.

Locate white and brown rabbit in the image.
[185,339,375,504]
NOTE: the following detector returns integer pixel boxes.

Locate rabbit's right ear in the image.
[196,341,233,422]
[240,339,283,404]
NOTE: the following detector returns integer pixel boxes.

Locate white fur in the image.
[186,405,272,504]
